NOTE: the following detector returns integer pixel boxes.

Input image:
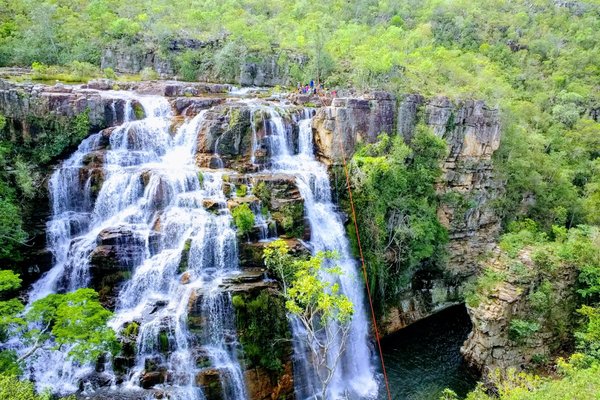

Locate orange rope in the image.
[336,136,393,400]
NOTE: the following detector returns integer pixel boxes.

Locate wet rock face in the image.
[196,105,253,170]
[461,249,577,372]
[194,105,304,172]
[314,92,503,334]
[89,227,145,309]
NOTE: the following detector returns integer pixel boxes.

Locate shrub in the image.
[509,319,540,343]
[252,181,270,204]
[103,67,117,79]
[236,184,248,197]
[140,67,158,80]
[232,204,255,237]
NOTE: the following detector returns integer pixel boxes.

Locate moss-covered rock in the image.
[178,238,192,273]
[232,290,292,378]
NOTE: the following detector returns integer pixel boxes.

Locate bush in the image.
[0,374,50,400]
[176,50,210,82]
[140,67,158,80]
[103,67,117,79]
[236,184,248,197]
[252,181,271,204]
[232,204,255,237]
[509,319,541,343]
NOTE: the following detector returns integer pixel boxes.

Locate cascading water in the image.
[256,106,380,399]
[25,95,247,399]
[22,88,378,400]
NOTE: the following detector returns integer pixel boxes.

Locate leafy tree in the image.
[264,239,354,398]
[0,271,119,374]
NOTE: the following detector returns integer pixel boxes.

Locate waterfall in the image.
[22,90,377,399]
[259,106,379,399]
[25,95,248,399]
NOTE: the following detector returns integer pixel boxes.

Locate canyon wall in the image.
[312,92,503,334]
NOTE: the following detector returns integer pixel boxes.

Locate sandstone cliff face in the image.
[313,92,502,334]
[460,248,577,372]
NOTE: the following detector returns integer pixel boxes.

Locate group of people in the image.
[296,80,336,97]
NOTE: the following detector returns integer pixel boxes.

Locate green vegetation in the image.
[31,61,100,83]
[235,184,248,197]
[0,108,92,265]
[231,203,255,237]
[454,362,600,400]
[272,203,304,238]
[0,271,120,376]
[252,181,271,205]
[464,268,506,308]
[508,319,541,343]
[0,373,76,400]
[231,291,290,375]
[339,129,448,316]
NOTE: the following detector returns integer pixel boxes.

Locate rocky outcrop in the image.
[100,36,226,78]
[101,41,300,87]
[461,248,577,372]
[312,92,396,162]
[89,226,145,309]
[313,92,502,334]
[239,54,301,87]
[0,79,139,133]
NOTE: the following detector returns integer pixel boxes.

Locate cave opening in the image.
[379,304,480,399]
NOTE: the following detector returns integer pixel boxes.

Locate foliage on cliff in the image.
[339,128,448,316]
[461,223,600,399]
[0,109,91,265]
[232,291,290,375]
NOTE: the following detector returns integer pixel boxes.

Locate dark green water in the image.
[379,305,479,400]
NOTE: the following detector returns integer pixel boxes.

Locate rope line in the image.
[336,135,393,400]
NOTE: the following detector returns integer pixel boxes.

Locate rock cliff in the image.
[460,247,577,372]
[312,92,502,334]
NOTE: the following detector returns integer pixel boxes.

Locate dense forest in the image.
[0,0,599,399]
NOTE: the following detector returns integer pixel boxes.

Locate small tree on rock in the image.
[264,239,354,398]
